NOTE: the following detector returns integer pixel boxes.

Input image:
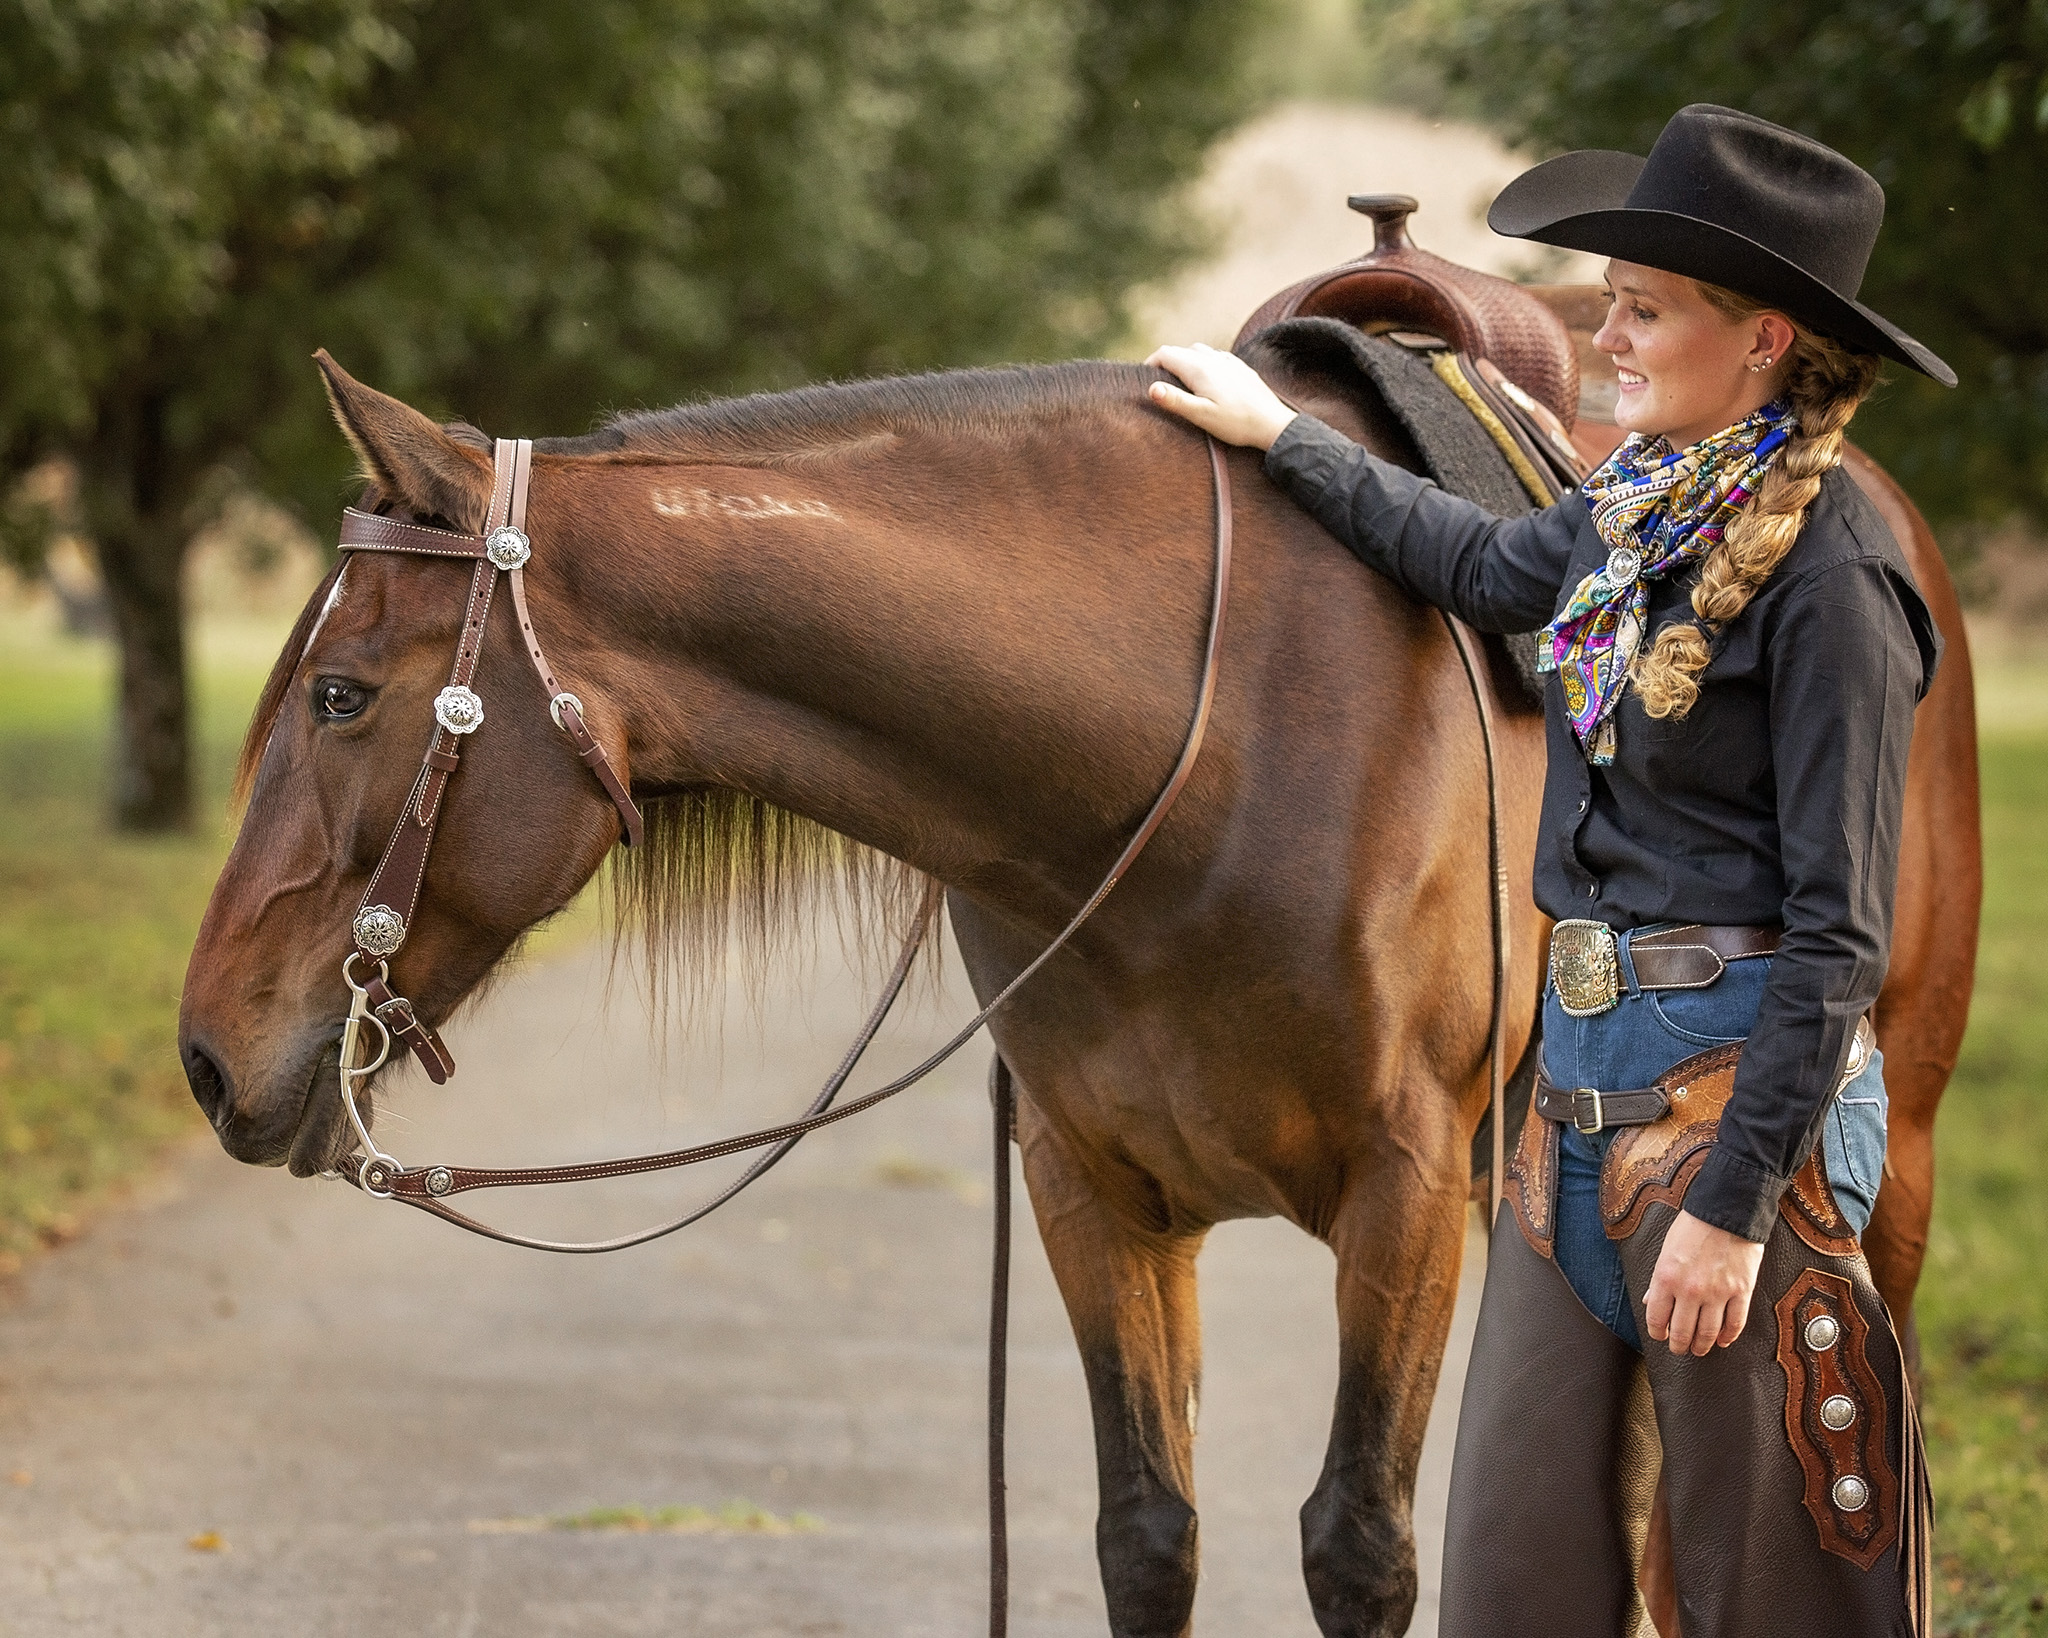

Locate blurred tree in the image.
[0,0,1266,830]
[1381,0,2048,537]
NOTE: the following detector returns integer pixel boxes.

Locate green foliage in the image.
[0,612,262,1261]
[1388,0,2048,533]
[0,0,407,461]
[2,0,1268,522]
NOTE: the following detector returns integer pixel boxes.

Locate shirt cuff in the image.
[1685,1145,1787,1243]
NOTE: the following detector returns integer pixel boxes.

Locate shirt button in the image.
[1576,797,1588,814]
[1586,883,1599,898]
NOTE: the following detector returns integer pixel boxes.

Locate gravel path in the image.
[0,939,1482,1636]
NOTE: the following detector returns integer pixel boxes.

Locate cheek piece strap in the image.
[332,437,645,1086]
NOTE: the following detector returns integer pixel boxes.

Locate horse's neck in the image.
[550,417,1221,892]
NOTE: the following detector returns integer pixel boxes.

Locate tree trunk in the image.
[95,520,193,831]
[80,393,197,833]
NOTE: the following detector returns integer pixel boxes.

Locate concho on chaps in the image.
[1775,1268,1899,1568]
[1596,1020,1901,1570]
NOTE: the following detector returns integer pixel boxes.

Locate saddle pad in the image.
[1250,317,1540,519]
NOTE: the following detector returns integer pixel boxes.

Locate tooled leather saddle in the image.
[1234,193,1628,488]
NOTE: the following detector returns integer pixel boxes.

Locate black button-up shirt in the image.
[1266,415,1942,1241]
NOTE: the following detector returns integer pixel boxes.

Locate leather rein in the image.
[327,434,1236,1254]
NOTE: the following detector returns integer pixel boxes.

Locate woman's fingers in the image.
[1143,341,1295,450]
[1645,1281,1677,1345]
[1146,379,1231,440]
[1660,1284,1702,1354]
[1645,1209,1765,1356]
[1717,1283,1754,1350]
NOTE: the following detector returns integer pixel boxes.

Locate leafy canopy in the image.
[1,0,1266,529]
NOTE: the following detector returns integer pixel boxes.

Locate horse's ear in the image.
[314,350,494,530]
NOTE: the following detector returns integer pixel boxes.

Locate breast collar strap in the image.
[333,437,645,1084]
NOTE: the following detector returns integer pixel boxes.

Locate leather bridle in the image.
[334,438,642,1093]
[326,433,1236,1256]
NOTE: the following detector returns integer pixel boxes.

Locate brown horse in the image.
[179,333,1973,1637]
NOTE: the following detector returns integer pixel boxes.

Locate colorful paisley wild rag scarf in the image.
[1539,398,1797,765]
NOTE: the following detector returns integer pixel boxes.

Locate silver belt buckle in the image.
[1550,919,1620,1017]
[1573,1088,1605,1134]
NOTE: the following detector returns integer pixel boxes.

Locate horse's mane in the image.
[542,358,1154,463]
[596,366,1176,1011]
[243,361,1161,1015]
[587,361,1162,1013]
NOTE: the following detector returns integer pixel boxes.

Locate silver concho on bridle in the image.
[485,525,531,570]
[434,684,485,735]
[353,903,407,957]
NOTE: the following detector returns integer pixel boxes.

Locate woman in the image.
[1148,105,1948,1635]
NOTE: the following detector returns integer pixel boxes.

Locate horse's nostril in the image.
[183,1042,232,1126]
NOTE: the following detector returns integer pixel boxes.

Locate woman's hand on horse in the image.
[1145,344,1297,450]
[1643,1209,1766,1356]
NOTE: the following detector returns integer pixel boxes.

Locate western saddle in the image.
[1234,193,1627,481]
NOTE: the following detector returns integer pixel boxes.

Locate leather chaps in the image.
[1439,1043,1932,1637]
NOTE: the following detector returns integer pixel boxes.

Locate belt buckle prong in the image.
[1574,1088,1604,1134]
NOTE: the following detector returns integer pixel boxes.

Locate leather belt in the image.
[1534,1068,1670,1134]
[1548,920,1780,1017]
[1535,1013,1875,1135]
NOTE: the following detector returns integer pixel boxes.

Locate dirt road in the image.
[0,940,1483,1636]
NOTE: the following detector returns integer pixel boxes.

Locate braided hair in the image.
[1628,286,1884,720]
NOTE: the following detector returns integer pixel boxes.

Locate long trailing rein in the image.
[328,433,1236,1253]
[313,418,1515,1638]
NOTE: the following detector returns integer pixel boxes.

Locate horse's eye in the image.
[314,678,370,722]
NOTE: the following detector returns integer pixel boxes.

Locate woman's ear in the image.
[314,350,495,530]
[1752,313,1799,373]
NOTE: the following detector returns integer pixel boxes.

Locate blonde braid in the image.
[1629,291,1883,719]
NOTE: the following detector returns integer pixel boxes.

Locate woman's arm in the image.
[1688,555,1927,1240]
[1645,551,1930,1356]
[1148,343,1578,633]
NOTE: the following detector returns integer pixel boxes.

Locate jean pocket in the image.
[1823,1049,1888,1235]
[1646,985,1752,1048]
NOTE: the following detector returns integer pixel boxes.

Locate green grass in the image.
[0,610,280,1266]
[1921,723,2048,1634]
[0,606,2044,1624]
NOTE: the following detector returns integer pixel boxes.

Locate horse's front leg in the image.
[1300,1122,1470,1637]
[1020,1100,1207,1638]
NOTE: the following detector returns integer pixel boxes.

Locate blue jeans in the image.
[1543,929,1888,1350]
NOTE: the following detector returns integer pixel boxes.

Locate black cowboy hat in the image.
[1488,104,1955,386]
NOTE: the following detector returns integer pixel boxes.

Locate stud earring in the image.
[1749,356,1775,373]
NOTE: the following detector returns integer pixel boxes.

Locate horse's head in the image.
[179,355,627,1174]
